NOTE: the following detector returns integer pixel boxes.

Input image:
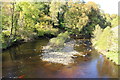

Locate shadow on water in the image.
[2,38,119,78]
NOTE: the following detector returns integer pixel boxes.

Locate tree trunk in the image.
[8,2,14,46]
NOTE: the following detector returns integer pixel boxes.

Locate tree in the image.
[2,2,17,47]
[49,0,65,27]
[63,1,101,35]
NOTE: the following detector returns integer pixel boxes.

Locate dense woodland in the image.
[1,1,120,65]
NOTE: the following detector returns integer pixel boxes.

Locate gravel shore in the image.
[40,40,82,65]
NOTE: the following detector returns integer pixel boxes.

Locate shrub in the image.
[35,22,58,36]
[49,31,70,47]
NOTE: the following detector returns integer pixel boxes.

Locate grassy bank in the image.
[92,25,119,65]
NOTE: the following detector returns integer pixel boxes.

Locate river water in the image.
[2,38,119,78]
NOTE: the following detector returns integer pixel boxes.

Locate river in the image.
[2,38,119,78]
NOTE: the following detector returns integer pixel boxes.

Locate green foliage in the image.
[96,27,112,50]
[92,25,119,65]
[1,1,119,54]
[35,22,58,36]
[1,2,57,48]
[50,31,70,47]
[64,2,89,33]
[104,14,120,27]
[49,1,66,26]
[63,1,108,35]
[57,31,69,39]
[92,24,103,46]
[49,1,59,26]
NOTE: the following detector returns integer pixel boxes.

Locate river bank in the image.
[1,35,56,51]
[92,26,119,66]
[94,48,119,66]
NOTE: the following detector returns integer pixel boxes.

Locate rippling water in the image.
[2,38,119,78]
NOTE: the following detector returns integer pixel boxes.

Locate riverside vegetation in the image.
[1,1,120,65]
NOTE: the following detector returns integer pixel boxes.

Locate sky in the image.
[85,0,119,14]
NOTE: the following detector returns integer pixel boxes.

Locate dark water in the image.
[2,38,119,78]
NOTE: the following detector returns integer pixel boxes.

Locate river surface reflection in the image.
[2,38,119,78]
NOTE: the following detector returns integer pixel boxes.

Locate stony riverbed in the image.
[40,40,83,65]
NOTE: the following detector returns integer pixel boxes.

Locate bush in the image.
[49,31,70,47]
[35,22,58,36]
